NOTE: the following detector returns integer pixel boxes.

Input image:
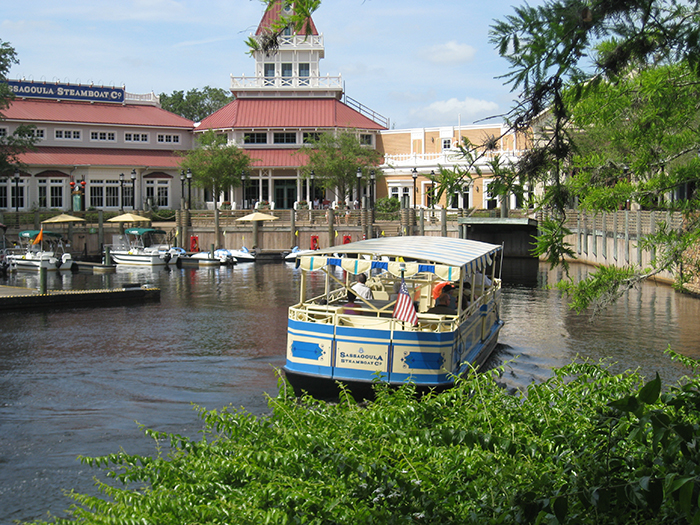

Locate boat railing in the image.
[291,302,460,333]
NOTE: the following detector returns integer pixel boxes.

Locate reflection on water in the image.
[1,261,698,523]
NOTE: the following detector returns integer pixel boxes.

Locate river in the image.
[0,260,698,523]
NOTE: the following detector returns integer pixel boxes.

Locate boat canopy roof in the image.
[19,230,62,239]
[124,228,166,236]
[298,237,502,280]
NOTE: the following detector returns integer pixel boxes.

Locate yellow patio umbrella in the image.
[41,213,86,224]
[236,212,279,222]
[107,212,151,223]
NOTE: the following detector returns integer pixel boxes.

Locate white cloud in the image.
[421,41,477,64]
[407,96,500,127]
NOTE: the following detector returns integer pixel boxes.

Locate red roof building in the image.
[1,85,193,213]
[198,0,388,210]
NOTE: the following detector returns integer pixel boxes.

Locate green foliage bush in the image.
[34,354,700,524]
[375,197,401,221]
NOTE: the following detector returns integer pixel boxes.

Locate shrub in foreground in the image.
[33,353,700,524]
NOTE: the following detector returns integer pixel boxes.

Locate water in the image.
[1,261,698,524]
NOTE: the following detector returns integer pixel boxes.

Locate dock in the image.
[0,284,160,311]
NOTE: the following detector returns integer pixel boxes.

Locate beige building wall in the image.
[377,123,526,211]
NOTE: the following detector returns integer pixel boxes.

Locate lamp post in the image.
[310,170,315,207]
[14,170,20,228]
[186,168,192,210]
[180,170,186,209]
[412,168,418,209]
[370,170,375,209]
[356,167,362,209]
[130,169,137,210]
[119,172,125,211]
[430,170,435,213]
[242,171,248,209]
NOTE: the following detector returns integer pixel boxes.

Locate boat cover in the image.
[124,228,166,236]
[298,237,501,279]
[19,230,62,239]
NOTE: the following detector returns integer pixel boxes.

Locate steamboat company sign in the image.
[5,80,125,103]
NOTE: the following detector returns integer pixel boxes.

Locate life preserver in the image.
[190,236,199,252]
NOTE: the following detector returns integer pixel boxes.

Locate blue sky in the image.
[2,0,530,129]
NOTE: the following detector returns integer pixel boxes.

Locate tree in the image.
[246,0,320,55]
[159,87,233,122]
[0,39,37,177]
[178,130,251,205]
[299,130,383,206]
[488,0,700,310]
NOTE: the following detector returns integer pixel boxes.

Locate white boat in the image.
[228,246,256,262]
[7,230,74,272]
[284,246,318,261]
[284,236,504,397]
[186,249,237,265]
[107,228,183,266]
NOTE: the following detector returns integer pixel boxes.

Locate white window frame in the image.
[90,130,116,142]
[157,133,180,144]
[55,129,81,141]
[29,128,46,140]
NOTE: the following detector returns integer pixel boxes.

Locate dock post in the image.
[39,267,47,294]
[441,207,447,237]
[290,209,296,249]
[214,208,221,249]
[327,208,335,247]
[210,243,215,259]
[104,246,112,266]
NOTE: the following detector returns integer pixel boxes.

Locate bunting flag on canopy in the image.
[393,277,418,325]
[32,227,44,245]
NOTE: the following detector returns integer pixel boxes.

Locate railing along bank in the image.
[539,208,686,284]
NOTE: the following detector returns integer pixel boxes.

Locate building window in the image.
[0,127,7,138]
[29,128,46,139]
[264,63,275,86]
[0,185,6,208]
[90,131,116,142]
[281,63,293,86]
[442,138,452,150]
[126,133,149,142]
[90,181,104,208]
[146,180,169,207]
[274,132,296,144]
[244,132,267,144]
[39,179,65,209]
[303,132,320,143]
[157,134,180,144]
[360,134,373,146]
[55,129,81,140]
[123,185,134,208]
[11,184,25,209]
[50,185,63,208]
[106,181,120,207]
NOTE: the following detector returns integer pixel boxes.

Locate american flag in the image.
[393,278,418,325]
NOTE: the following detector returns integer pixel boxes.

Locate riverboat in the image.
[284,236,504,397]
[107,228,183,266]
[6,230,74,272]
